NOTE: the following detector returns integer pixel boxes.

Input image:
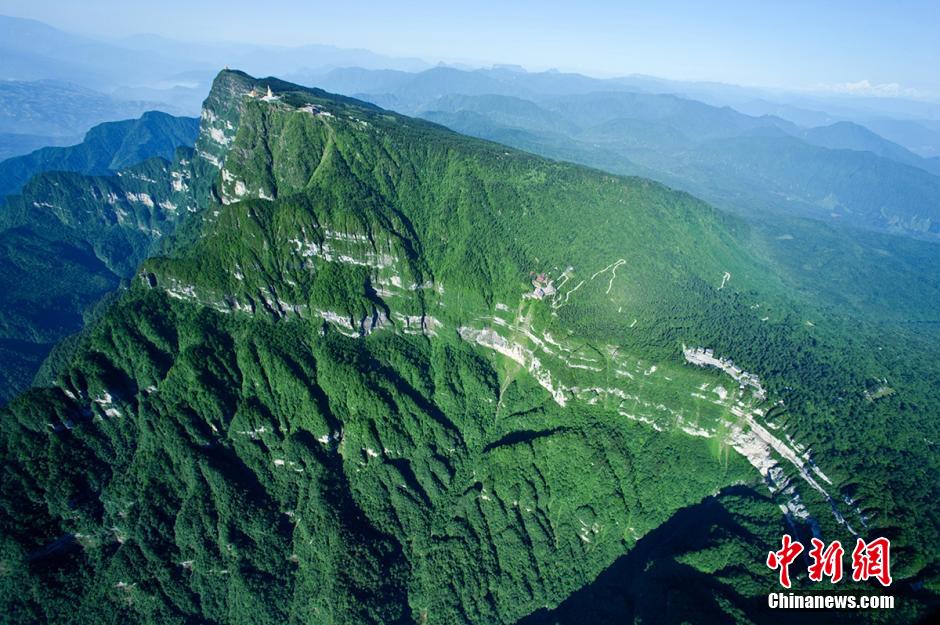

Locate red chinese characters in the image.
[766,535,893,588]
[766,534,804,588]
[851,537,893,587]
[807,538,844,583]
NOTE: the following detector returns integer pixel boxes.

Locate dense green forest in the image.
[0,71,937,624]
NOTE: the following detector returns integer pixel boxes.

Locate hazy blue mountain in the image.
[605,72,940,125]
[730,98,840,127]
[861,117,940,158]
[0,15,188,89]
[795,121,940,175]
[303,65,707,115]
[287,67,417,100]
[0,79,177,140]
[315,65,939,155]
[732,98,940,160]
[475,66,658,96]
[0,132,80,161]
[537,91,798,140]
[0,111,198,197]
[118,33,431,75]
[0,14,431,114]
[678,134,940,234]
[418,93,580,135]
[317,66,535,113]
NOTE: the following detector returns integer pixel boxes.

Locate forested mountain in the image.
[0,70,936,624]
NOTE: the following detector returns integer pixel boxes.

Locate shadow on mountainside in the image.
[516,485,936,625]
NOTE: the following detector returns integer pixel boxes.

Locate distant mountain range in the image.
[0,14,431,114]
[300,65,940,151]
[0,79,178,160]
[287,66,940,239]
[3,12,939,170]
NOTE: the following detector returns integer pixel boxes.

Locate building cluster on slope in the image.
[683,345,766,400]
[524,272,557,300]
[299,103,333,117]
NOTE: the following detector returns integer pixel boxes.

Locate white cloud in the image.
[813,79,925,98]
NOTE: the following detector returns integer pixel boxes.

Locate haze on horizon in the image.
[1,0,938,100]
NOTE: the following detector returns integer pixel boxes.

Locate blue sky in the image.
[2,0,938,96]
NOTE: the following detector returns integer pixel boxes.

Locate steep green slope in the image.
[0,71,936,625]
[419,97,940,332]
[0,111,199,197]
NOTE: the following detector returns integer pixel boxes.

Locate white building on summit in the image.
[261,86,279,102]
[250,85,280,102]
